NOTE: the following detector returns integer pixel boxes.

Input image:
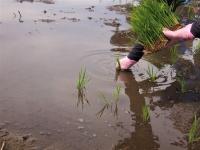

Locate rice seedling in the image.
[77,88,89,110]
[130,0,179,51]
[146,65,157,82]
[96,93,112,118]
[76,68,90,110]
[97,85,122,118]
[76,68,90,90]
[115,53,121,70]
[113,84,122,102]
[188,114,200,144]
[142,104,150,123]
[176,76,186,93]
[170,45,179,64]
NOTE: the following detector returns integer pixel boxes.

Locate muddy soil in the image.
[0,129,36,150]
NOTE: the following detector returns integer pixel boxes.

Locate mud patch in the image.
[110,30,135,47]
[37,19,56,23]
[103,18,121,27]
[107,4,133,15]
[0,129,36,150]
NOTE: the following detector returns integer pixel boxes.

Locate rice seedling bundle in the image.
[130,0,180,52]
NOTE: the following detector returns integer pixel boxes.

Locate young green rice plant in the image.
[76,68,90,90]
[112,85,122,118]
[97,86,122,118]
[115,53,121,70]
[76,68,90,109]
[130,0,179,51]
[176,76,186,93]
[146,65,157,82]
[170,45,179,64]
[142,104,150,123]
[113,84,122,102]
[188,114,200,144]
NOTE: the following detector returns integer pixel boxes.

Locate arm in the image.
[118,21,200,70]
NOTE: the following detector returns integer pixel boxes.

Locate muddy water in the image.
[0,0,200,150]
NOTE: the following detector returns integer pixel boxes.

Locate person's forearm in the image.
[127,44,144,61]
[191,21,200,38]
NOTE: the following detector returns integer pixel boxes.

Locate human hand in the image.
[163,23,194,47]
[116,56,137,70]
[116,44,144,70]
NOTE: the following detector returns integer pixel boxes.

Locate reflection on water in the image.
[114,71,159,150]
[97,84,122,118]
[77,88,89,110]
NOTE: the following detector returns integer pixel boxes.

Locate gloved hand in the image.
[116,44,144,70]
[116,56,137,70]
[163,23,194,41]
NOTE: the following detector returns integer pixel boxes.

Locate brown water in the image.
[1,0,200,149]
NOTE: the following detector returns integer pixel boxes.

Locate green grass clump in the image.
[76,68,90,90]
[130,0,179,50]
[142,104,150,123]
[188,115,200,144]
[146,65,157,82]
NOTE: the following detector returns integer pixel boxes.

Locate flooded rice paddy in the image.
[0,0,200,149]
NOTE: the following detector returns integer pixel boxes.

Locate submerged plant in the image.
[96,93,112,118]
[146,65,157,82]
[76,68,90,90]
[188,114,200,144]
[97,85,122,118]
[77,89,89,110]
[176,76,186,93]
[113,84,122,102]
[130,0,179,51]
[142,104,150,123]
[170,45,179,64]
